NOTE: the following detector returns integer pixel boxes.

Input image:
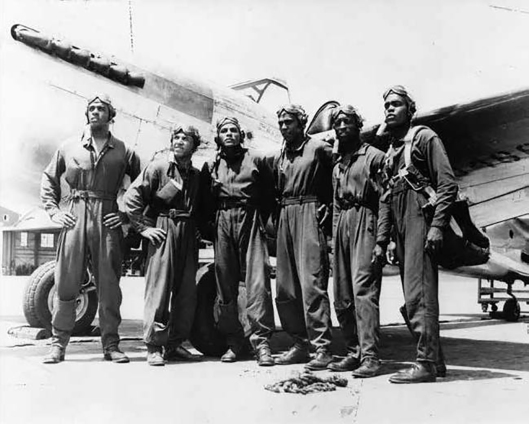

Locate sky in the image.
[1,0,528,124]
[0,0,528,212]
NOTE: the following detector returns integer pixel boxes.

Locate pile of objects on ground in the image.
[264,370,348,395]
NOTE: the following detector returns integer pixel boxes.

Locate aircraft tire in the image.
[190,263,251,357]
[502,298,520,322]
[23,261,55,328]
[23,261,98,335]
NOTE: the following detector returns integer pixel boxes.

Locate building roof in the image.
[0,206,20,227]
[1,207,61,232]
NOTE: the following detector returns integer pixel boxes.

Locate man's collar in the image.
[338,143,368,167]
[285,136,309,153]
[168,150,193,169]
[82,131,114,149]
[220,145,247,160]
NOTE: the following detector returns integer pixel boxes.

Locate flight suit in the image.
[41,133,140,350]
[273,137,333,351]
[333,144,385,360]
[202,147,275,351]
[377,127,457,363]
[124,152,202,349]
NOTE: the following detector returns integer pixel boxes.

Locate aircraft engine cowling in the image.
[11,24,145,88]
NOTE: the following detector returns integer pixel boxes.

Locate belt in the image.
[338,198,372,211]
[69,189,116,201]
[280,195,318,206]
[158,209,192,220]
[390,177,412,195]
[218,198,255,210]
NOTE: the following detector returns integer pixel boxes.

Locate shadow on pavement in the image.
[4,316,529,380]
[379,325,529,377]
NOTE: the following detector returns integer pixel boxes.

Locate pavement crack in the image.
[352,379,363,423]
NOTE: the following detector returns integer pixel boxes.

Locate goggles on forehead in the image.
[216,117,241,132]
[85,93,115,122]
[332,105,364,128]
[383,85,413,101]
[172,124,199,138]
[382,85,416,116]
[87,94,113,107]
[171,124,201,149]
[276,104,306,118]
[333,105,359,118]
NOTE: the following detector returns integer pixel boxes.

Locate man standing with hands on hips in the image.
[125,124,203,366]
[41,94,141,364]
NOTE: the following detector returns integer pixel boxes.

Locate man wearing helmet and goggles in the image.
[201,117,276,365]
[41,94,141,364]
[124,124,204,366]
[328,105,385,377]
[272,104,334,370]
[374,86,457,383]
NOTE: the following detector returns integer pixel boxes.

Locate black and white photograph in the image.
[0,0,528,423]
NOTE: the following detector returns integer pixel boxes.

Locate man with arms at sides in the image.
[41,94,141,364]
[374,86,456,383]
[272,104,334,371]
[201,117,276,365]
[124,125,203,366]
[328,105,385,378]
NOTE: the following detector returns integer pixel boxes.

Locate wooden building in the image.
[1,208,61,275]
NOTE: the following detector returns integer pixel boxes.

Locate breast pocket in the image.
[155,180,181,205]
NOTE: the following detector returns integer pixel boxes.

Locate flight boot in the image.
[389,362,436,384]
[400,304,447,377]
[327,354,360,372]
[305,348,333,371]
[147,346,165,367]
[103,346,130,363]
[256,344,274,367]
[221,348,240,363]
[164,345,202,362]
[42,346,65,364]
[274,343,310,365]
[352,358,382,378]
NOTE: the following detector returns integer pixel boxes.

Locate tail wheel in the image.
[503,298,520,322]
[22,261,98,335]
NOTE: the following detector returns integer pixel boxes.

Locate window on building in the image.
[40,233,55,249]
[20,232,28,247]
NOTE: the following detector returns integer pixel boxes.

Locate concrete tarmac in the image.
[1,274,528,424]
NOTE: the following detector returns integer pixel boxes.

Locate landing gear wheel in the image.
[503,298,520,322]
[190,263,251,357]
[23,261,98,335]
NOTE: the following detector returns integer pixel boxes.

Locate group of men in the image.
[40,84,458,384]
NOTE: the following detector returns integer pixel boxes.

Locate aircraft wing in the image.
[366,87,529,232]
[414,89,529,242]
[362,88,529,285]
